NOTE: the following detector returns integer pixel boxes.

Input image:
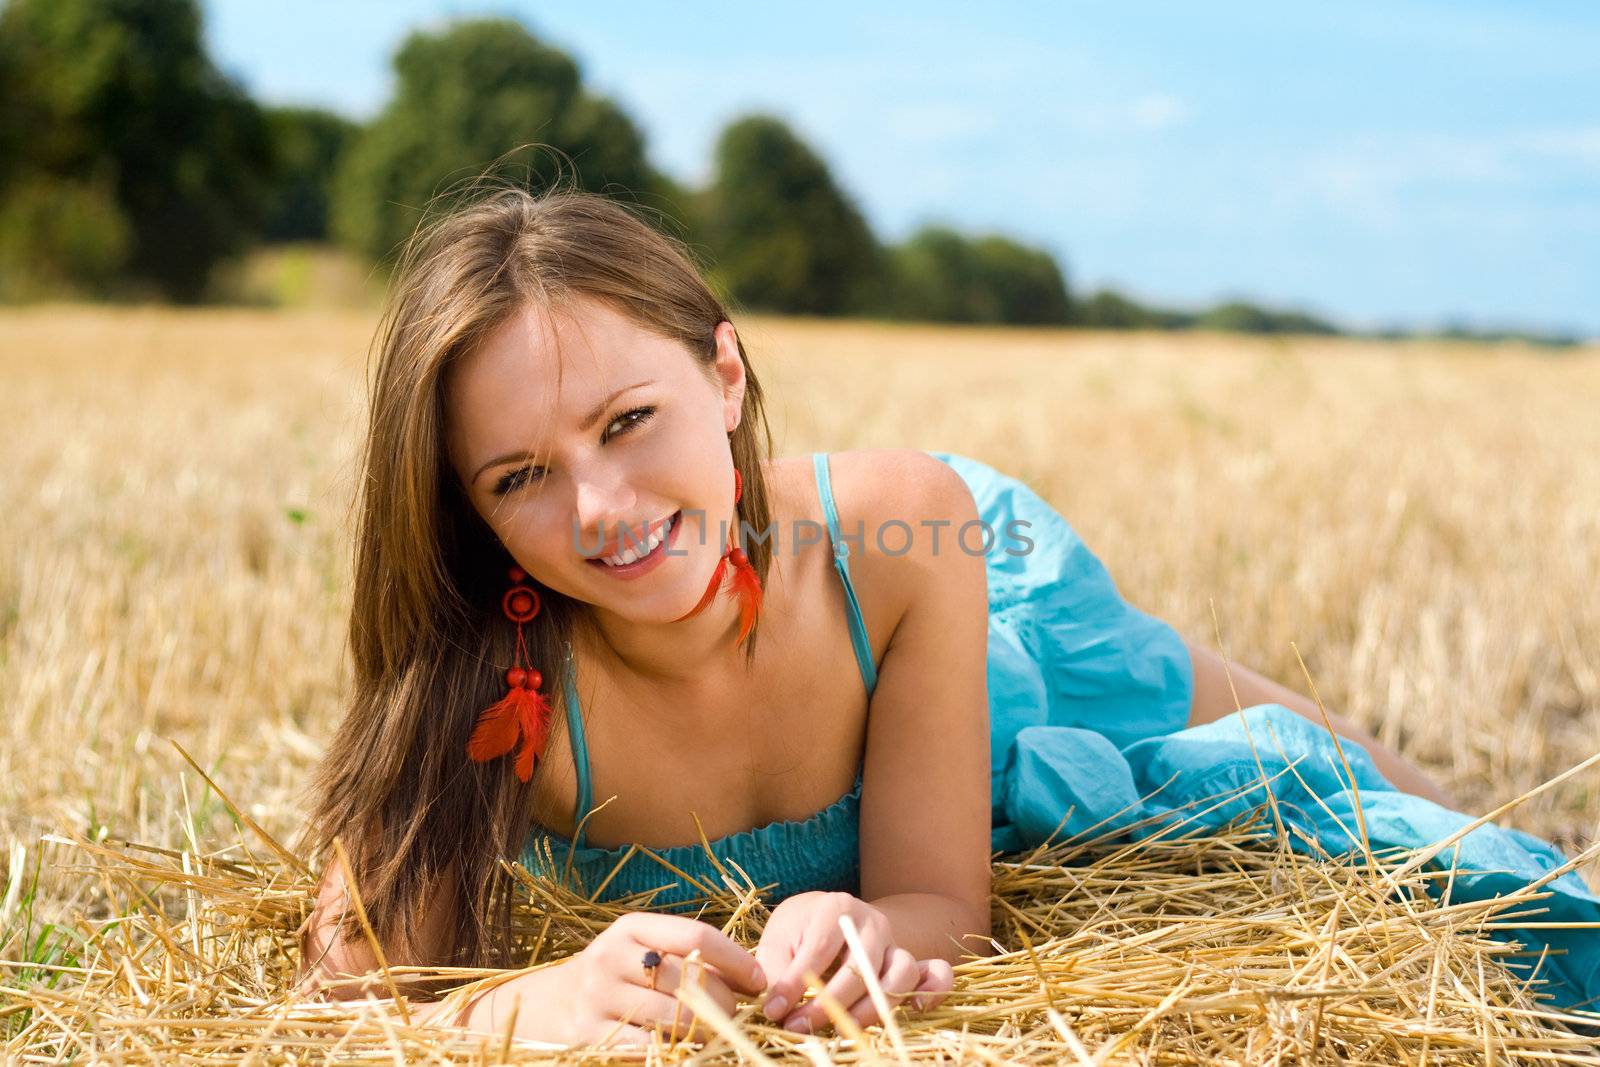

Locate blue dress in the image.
[524,450,1600,1014]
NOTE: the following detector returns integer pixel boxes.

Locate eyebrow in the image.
[471,379,658,485]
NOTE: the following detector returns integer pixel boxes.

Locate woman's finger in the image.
[784,953,866,1033]
[909,958,955,1012]
[784,928,892,1034]
[845,947,921,1028]
[752,929,794,1008]
[768,909,846,1022]
[605,957,739,1043]
[613,914,765,996]
[611,988,716,1044]
[593,1022,657,1049]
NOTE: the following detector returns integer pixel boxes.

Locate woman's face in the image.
[444,295,745,621]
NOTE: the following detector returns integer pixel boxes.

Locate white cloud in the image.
[1041,93,1195,135]
[882,102,996,145]
[1281,126,1600,227]
[1129,93,1192,131]
[1519,126,1600,168]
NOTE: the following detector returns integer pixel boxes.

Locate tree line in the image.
[0,1,1578,345]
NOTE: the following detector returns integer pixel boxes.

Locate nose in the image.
[572,466,638,555]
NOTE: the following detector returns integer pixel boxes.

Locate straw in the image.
[5,763,1599,1064]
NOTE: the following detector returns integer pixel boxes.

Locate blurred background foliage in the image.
[0,0,1577,344]
[0,0,271,302]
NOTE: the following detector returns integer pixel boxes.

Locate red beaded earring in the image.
[674,467,763,646]
[465,567,555,783]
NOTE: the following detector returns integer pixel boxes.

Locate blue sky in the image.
[204,2,1600,338]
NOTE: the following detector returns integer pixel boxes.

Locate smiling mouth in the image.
[584,509,681,567]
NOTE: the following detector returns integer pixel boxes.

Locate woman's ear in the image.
[712,320,746,432]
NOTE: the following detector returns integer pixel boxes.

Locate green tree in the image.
[1072,288,1203,330]
[700,114,884,316]
[263,107,357,242]
[971,234,1071,324]
[887,226,973,321]
[1197,300,1338,335]
[1195,300,1274,333]
[331,17,677,263]
[887,225,1070,324]
[1075,288,1158,329]
[0,176,130,299]
[0,0,271,301]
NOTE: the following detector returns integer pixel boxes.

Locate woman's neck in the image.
[575,593,754,691]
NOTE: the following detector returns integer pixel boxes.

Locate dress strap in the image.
[812,452,879,696]
[559,644,593,849]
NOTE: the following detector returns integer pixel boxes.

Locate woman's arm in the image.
[297,853,587,1038]
[296,853,461,1002]
[853,451,996,964]
[1183,637,1459,809]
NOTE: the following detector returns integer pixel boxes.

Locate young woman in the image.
[293,186,1469,1047]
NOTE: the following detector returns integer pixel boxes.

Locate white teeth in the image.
[601,513,672,567]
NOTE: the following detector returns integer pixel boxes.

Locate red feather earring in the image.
[674,466,763,646]
[465,567,555,783]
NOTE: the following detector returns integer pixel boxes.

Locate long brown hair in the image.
[294,180,777,973]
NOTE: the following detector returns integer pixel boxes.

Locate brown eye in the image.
[604,405,657,441]
[494,467,543,495]
[493,407,655,497]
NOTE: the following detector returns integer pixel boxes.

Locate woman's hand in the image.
[547,911,769,1047]
[754,891,955,1033]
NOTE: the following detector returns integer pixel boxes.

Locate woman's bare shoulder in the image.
[797,448,977,631]
[822,447,971,525]
[768,448,952,528]
[765,448,974,551]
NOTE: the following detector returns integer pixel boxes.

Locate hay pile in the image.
[5,768,1598,1065]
